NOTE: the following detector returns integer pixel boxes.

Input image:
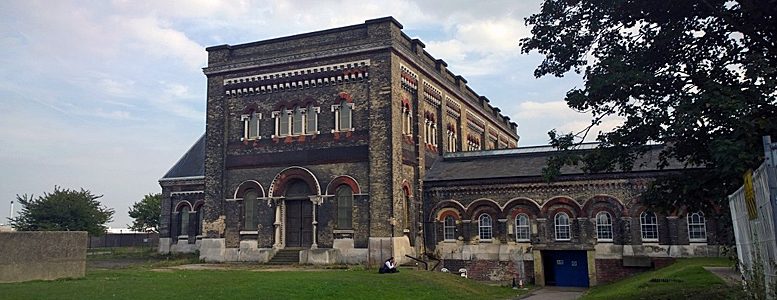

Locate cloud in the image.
[511,101,624,145]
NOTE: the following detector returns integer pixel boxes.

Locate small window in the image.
[242,112,261,140]
[515,214,530,241]
[596,212,613,241]
[478,214,493,240]
[243,190,258,230]
[333,101,353,132]
[447,128,457,152]
[443,215,456,241]
[179,206,190,237]
[276,108,291,137]
[306,104,319,134]
[292,106,303,135]
[555,212,570,240]
[336,185,353,229]
[640,211,659,241]
[687,212,707,242]
[402,106,412,135]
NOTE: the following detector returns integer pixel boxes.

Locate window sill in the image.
[689,239,707,243]
[177,235,189,239]
[597,239,614,243]
[555,238,571,241]
[239,231,258,235]
[642,238,659,242]
[443,239,457,243]
[333,229,354,234]
[515,239,530,243]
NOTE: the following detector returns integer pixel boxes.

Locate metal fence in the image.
[729,136,777,297]
[88,233,159,249]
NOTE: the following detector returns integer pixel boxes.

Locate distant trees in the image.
[128,193,161,233]
[10,186,114,235]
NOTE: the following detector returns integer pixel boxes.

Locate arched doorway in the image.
[284,179,313,248]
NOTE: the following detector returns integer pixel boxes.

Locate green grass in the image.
[582,257,745,300]
[0,267,525,300]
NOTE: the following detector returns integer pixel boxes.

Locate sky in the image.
[0,0,619,228]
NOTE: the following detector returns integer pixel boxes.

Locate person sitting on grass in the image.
[379,257,399,274]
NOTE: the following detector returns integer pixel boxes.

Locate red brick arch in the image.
[268,166,321,197]
[326,175,361,195]
[541,196,582,216]
[234,180,266,199]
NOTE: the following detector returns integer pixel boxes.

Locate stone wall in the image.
[0,231,87,283]
[595,257,675,284]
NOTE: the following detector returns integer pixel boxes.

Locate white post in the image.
[9,200,14,221]
[273,199,282,248]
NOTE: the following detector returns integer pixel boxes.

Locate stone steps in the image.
[268,249,301,264]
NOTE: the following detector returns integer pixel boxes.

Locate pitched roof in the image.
[424,144,690,182]
[160,134,205,180]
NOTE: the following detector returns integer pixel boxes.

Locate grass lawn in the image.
[0,265,526,300]
[582,257,745,300]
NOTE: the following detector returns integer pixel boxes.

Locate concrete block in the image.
[339,248,368,264]
[158,238,171,254]
[301,248,340,265]
[333,238,354,250]
[224,248,239,261]
[0,231,87,283]
[199,238,226,262]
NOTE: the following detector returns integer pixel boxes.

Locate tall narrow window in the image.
[687,212,707,241]
[443,215,456,241]
[306,104,319,134]
[640,211,659,241]
[402,106,412,135]
[555,212,570,240]
[243,190,258,231]
[179,206,190,237]
[333,101,353,132]
[515,214,530,241]
[478,214,493,240]
[403,190,411,230]
[292,106,303,135]
[447,128,457,152]
[195,206,203,236]
[276,108,290,137]
[596,212,613,241]
[336,185,353,229]
[242,112,261,140]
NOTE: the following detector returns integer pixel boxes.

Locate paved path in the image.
[704,266,742,286]
[520,286,586,300]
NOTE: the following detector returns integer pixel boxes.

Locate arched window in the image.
[596,212,613,241]
[478,214,493,240]
[243,190,258,231]
[332,101,353,132]
[687,212,707,241]
[515,214,530,241]
[640,211,659,241]
[193,203,203,237]
[306,104,319,134]
[443,215,456,241]
[555,212,570,240]
[242,112,261,140]
[403,189,411,230]
[292,106,303,135]
[336,185,353,229]
[179,206,190,238]
[276,107,290,136]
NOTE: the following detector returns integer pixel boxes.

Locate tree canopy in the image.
[128,193,161,232]
[521,0,777,211]
[9,186,114,235]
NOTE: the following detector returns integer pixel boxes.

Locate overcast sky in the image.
[0,0,620,228]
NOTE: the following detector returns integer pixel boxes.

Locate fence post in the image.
[763,136,777,251]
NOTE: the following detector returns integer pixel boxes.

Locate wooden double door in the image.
[285,199,313,248]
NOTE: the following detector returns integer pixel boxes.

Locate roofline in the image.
[158,176,205,182]
[160,133,206,179]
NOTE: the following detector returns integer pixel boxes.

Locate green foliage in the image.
[9,186,114,235]
[522,0,777,212]
[0,268,524,299]
[583,258,743,300]
[128,193,161,232]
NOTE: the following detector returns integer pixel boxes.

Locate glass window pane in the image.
[180,206,189,237]
[336,186,353,229]
[293,107,303,134]
[248,114,258,138]
[244,191,257,230]
[340,102,351,130]
[306,106,317,133]
[444,216,455,240]
[279,109,289,136]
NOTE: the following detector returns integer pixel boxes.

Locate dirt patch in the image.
[88,258,152,269]
[704,266,742,286]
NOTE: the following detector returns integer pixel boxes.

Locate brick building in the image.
[158,17,728,286]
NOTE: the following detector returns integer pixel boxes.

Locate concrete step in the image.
[268,249,301,264]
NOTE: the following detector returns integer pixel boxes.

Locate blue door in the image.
[543,250,589,287]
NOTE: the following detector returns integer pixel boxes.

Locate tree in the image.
[128,193,161,233]
[521,0,777,211]
[9,186,115,235]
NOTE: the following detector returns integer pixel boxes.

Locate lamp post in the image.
[9,200,13,221]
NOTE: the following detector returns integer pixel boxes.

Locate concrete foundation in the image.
[199,238,226,262]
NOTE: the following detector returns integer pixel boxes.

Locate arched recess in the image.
[268,166,321,197]
[337,92,353,104]
[466,198,502,220]
[503,197,542,218]
[429,200,466,221]
[242,103,259,114]
[174,201,193,212]
[541,196,583,216]
[582,195,626,218]
[326,175,361,195]
[192,201,205,236]
[234,180,266,199]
